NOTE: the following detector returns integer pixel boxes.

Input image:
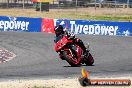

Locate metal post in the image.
[40,2,42,12]
[23,0,25,9]
[114,0,117,15]
[7,0,9,8]
[76,0,77,6]
[99,0,101,8]
[94,0,97,16]
[58,0,60,18]
[53,0,54,4]
[76,0,78,9]
[95,0,96,10]
[127,0,129,8]
[75,0,78,18]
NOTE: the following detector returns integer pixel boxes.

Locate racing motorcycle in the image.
[54,35,94,66]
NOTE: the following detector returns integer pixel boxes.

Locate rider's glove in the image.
[68,32,75,39]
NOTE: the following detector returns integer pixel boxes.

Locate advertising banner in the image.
[0,16,41,32]
[54,19,132,36]
[41,18,54,33]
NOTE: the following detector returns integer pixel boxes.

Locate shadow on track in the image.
[63,64,95,68]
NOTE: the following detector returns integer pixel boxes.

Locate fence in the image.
[0,0,131,9]
[0,0,32,8]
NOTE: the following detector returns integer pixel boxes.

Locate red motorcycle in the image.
[54,35,94,66]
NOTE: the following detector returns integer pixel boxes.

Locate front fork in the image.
[58,50,65,60]
[86,43,90,56]
[80,43,90,63]
[86,43,90,51]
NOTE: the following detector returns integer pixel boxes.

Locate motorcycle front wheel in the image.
[62,50,80,67]
[85,53,94,66]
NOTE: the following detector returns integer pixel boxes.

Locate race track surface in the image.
[0,31,132,78]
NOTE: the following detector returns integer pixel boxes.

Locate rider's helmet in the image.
[54,25,64,36]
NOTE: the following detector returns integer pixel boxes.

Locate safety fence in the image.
[0,0,132,8]
[0,0,32,8]
[0,16,132,36]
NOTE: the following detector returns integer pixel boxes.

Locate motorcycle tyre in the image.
[62,51,80,67]
[85,53,94,66]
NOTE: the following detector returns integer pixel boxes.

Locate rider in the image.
[54,25,89,57]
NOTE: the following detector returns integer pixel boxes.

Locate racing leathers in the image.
[54,30,89,57]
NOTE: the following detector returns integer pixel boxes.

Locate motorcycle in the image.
[54,35,94,66]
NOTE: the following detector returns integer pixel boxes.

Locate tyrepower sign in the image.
[55,19,132,36]
[0,16,41,32]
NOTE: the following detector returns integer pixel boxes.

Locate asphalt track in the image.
[0,31,132,79]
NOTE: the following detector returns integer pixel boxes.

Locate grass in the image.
[0,8,132,21]
[65,13,132,21]
[89,16,132,21]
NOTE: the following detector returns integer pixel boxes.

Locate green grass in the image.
[44,11,132,21]
[62,12,132,21]
[0,8,132,21]
[88,16,132,21]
